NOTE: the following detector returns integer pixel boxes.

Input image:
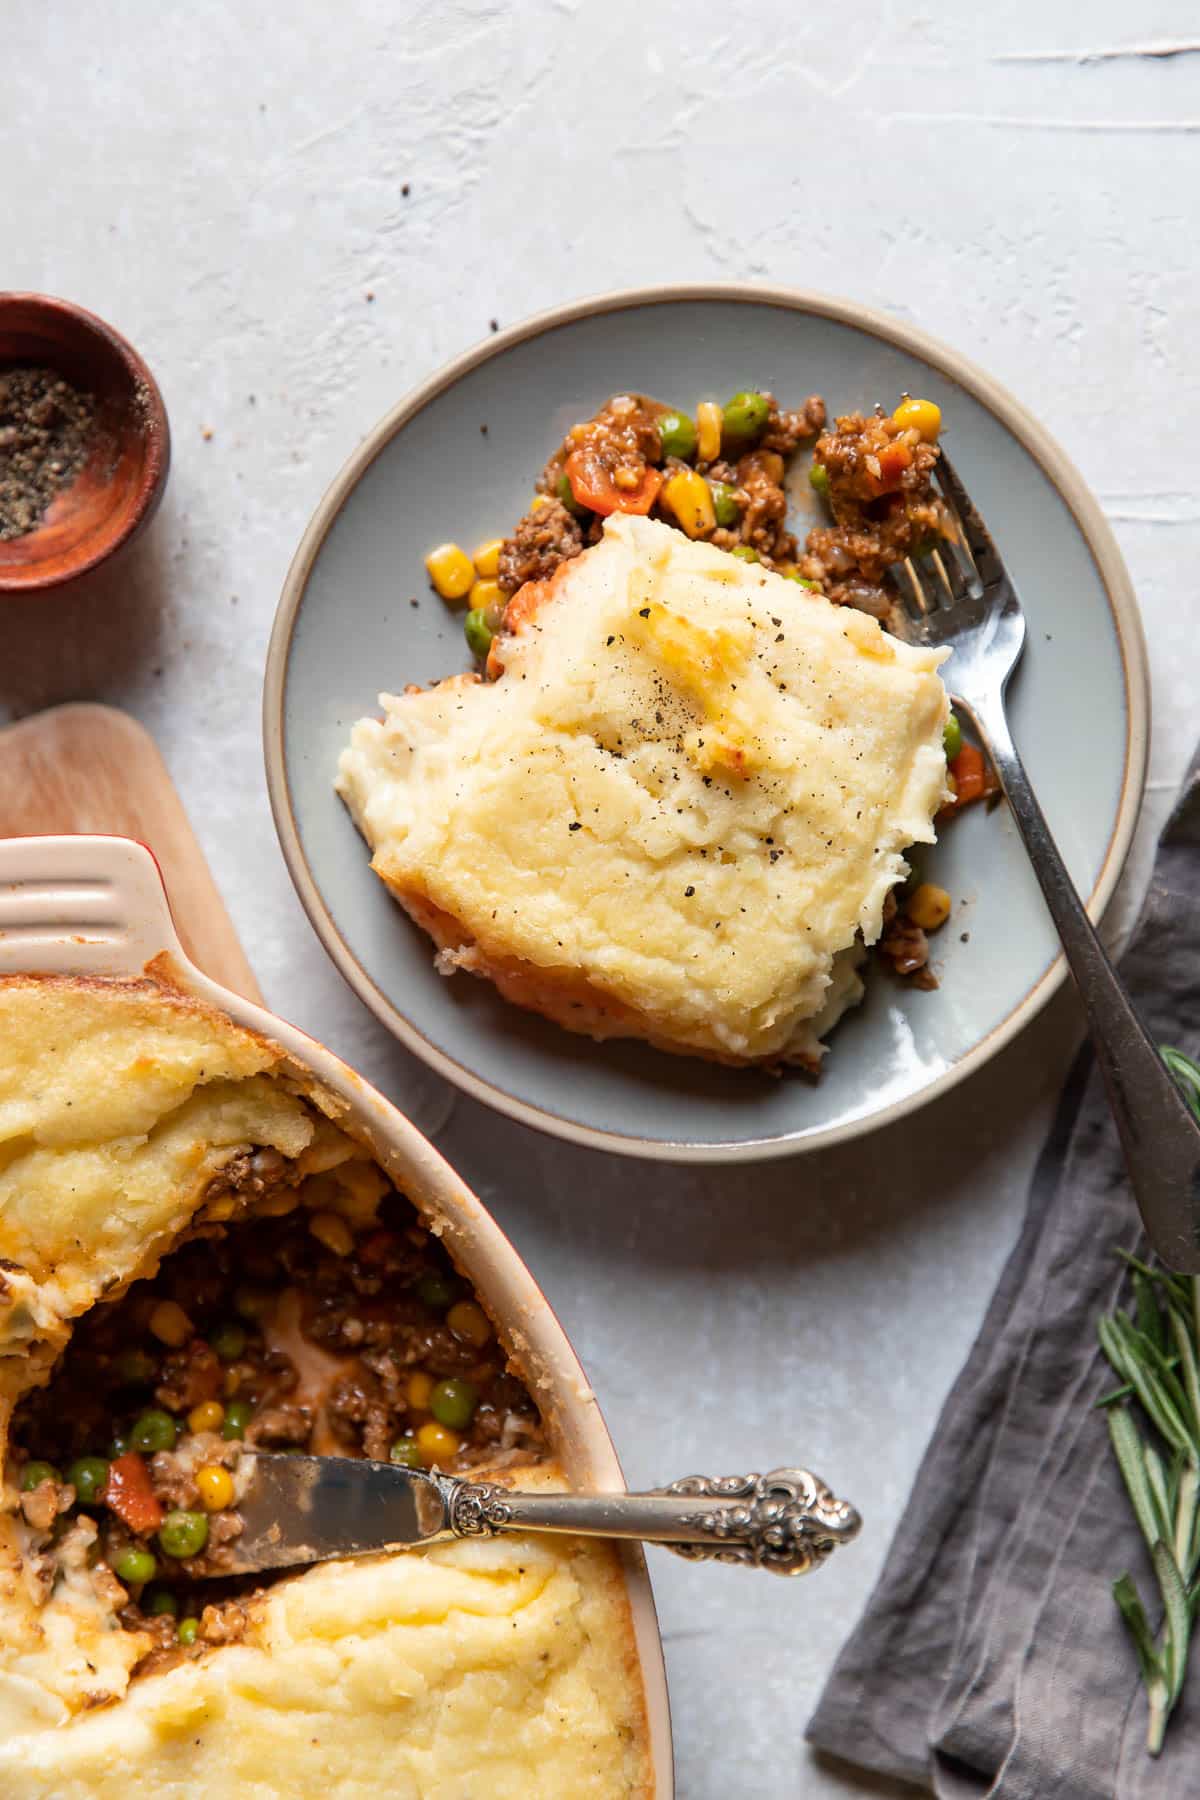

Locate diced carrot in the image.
[565,449,662,517]
[103,1452,164,1537]
[865,440,912,495]
[949,742,987,805]
[357,1229,399,1266]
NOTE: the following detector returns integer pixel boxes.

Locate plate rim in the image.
[264,280,1150,1162]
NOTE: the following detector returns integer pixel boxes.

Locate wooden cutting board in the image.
[0,702,261,1002]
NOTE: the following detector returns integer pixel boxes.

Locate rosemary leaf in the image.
[1115,1314,1193,1426]
[1154,1541,1191,1704]
[1162,1047,1200,1122]
[1114,1573,1163,1688]
[1108,1326,1192,1454]
[1144,1445,1173,1547]
[1117,1247,1192,1311]
[1102,1050,1200,1755]
[1176,1464,1200,1578]
[1102,1321,1190,1455]
[1170,1307,1200,1449]
[1134,1270,1167,1354]
[1167,1451,1181,1520]
[1109,1407,1169,1556]
[1095,1354,1182,1411]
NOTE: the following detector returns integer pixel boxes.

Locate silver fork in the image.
[895,452,1200,1271]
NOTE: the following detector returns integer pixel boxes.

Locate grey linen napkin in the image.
[807,751,1200,1800]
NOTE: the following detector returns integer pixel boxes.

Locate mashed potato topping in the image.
[0,975,651,1796]
[0,1527,646,1800]
[338,514,950,1067]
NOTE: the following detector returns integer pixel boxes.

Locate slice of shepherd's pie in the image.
[337,513,951,1070]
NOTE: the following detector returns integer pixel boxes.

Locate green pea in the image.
[20,1460,60,1492]
[113,1545,157,1585]
[721,390,770,448]
[555,471,584,516]
[729,545,759,564]
[211,1322,247,1363]
[416,1270,459,1310]
[708,481,740,529]
[66,1456,110,1506]
[130,1410,178,1455]
[943,712,963,761]
[235,1287,271,1322]
[116,1348,156,1386]
[784,571,821,591]
[177,1617,200,1647]
[430,1378,478,1429]
[389,1439,422,1469]
[809,461,830,496]
[159,1510,209,1561]
[901,851,925,898]
[657,411,698,461]
[147,1588,178,1617]
[464,609,493,659]
[221,1401,253,1441]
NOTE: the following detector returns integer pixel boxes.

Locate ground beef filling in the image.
[8,1163,544,1673]
[492,394,951,642]
[800,410,948,617]
[496,496,585,593]
[494,389,826,602]
[877,889,937,989]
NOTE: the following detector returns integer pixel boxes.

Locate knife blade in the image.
[216,1452,454,1576]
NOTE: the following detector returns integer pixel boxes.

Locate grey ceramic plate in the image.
[264,284,1148,1162]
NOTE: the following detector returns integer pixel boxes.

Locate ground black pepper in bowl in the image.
[0,365,96,540]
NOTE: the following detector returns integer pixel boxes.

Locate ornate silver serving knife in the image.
[209,1454,861,1579]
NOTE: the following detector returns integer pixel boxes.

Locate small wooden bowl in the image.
[0,294,170,593]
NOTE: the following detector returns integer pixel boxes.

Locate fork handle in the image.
[964,697,1200,1269]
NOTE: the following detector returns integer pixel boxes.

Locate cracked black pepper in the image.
[0,366,96,541]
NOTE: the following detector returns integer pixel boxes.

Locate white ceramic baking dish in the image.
[0,832,674,1795]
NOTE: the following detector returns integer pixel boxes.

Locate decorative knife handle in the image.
[440,1466,861,1577]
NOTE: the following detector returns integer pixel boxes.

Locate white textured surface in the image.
[5,4,1198,1793]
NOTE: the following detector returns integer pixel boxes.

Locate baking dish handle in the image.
[0,834,185,981]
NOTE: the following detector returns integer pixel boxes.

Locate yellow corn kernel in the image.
[696,401,722,463]
[447,1299,492,1348]
[256,1188,300,1218]
[416,1421,462,1467]
[472,538,503,578]
[196,1465,235,1512]
[407,1370,435,1411]
[308,1211,354,1258]
[906,882,952,931]
[660,468,716,540]
[468,577,504,615]
[149,1300,192,1349]
[892,397,941,443]
[529,493,551,511]
[424,542,475,601]
[188,1401,225,1436]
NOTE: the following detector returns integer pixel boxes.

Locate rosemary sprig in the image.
[1099,1046,1200,1755]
